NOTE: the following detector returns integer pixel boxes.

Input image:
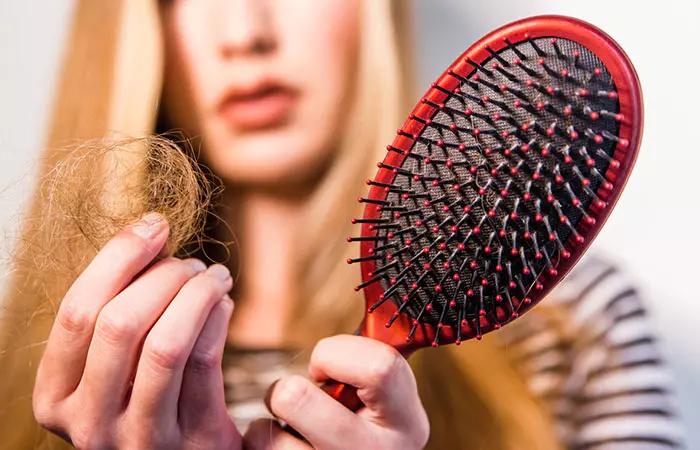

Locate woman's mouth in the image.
[218,83,299,131]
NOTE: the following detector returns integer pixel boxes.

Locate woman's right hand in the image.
[33,213,242,450]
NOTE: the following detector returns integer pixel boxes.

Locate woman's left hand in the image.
[243,335,429,450]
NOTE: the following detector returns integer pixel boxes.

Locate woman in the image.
[0,1,683,449]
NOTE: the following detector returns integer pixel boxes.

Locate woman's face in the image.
[160,0,361,187]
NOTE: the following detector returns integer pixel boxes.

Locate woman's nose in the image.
[217,0,275,57]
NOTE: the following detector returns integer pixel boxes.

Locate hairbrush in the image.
[332,15,642,410]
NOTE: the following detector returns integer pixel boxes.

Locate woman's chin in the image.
[205,130,334,188]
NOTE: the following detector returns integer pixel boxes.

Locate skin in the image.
[34,1,430,448]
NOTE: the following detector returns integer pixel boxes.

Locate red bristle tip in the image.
[437,139,445,147]
[579,88,588,96]
[499,229,507,237]
[469,261,478,269]
[576,235,585,243]
[619,139,629,148]
[562,250,571,259]
[455,339,461,346]
[609,91,618,99]
[435,285,442,292]
[560,216,568,224]
[510,167,518,175]
[523,193,531,200]
[590,112,599,120]
[521,144,530,152]
[594,135,603,144]
[524,297,532,304]
[431,342,438,347]
[533,173,541,180]
[458,243,466,251]
[586,216,596,225]
[537,101,545,110]
[611,160,621,168]
[452,273,460,281]
[587,158,595,166]
[596,200,606,208]
[511,248,518,256]
[582,178,591,186]
[494,323,501,329]
[459,143,466,151]
[479,308,486,316]
[511,312,519,318]
[351,218,357,224]
[570,131,579,140]
[509,281,517,289]
[476,334,483,340]
[523,267,530,275]
[547,194,555,202]
[484,246,492,254]
[346,258,352,264]
[535,283,543,290]
[616,114,624,121]
[432,180,439,187]
[549,268,557,276]
[467,289,475,297]
[453,184,460,191]
[496,294,503,302]
[564,106,572,115]
[594,67,602,75]
[496,264,503,272]
[390,278,397,285]
[538,57,545,65]
[472,226,481,234]
[561,69,568,77]
[488,210,496,217]
[535,213,543,222]
[426,304,433,311]
[524,231,531,239]
[513,58,521,65]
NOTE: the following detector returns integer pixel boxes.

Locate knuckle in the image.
[70,421,109,450]
[186,347,222,374]
[272,375,313,417]
[366,347,403,385]
[95,309,138,345]
[32,396,58,429]
[57,302,93,335]
[144,338,187,372]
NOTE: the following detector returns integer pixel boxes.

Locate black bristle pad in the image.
[369,37,621,328]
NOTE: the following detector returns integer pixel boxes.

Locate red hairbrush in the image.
[333,15,642,410]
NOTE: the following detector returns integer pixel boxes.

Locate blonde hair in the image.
[0,1,563,449]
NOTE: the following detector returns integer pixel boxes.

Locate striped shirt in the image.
[222,254,685,448]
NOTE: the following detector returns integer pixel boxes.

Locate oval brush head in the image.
[335,15,641,410]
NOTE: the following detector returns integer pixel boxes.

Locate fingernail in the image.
[264,379,280,416]
[132,212,166,240]
[222,294,235,314]
[187,259,207,274]
[207,264,231,281]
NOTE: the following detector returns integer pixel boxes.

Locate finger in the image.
[308,335,419,425]
[265,375,362,449]
[36,212,168,402]
[78,257,207,418]
[244,419,312,450]
[128,264,233,428]
[179,296,235,435]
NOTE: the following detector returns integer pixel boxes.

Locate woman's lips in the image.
[218,84,298,131]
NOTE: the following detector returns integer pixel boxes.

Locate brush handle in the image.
[321,379,363,412]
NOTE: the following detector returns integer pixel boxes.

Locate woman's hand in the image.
[33,213,242,450]
[243,335,430,450]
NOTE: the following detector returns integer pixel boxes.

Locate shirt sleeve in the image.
[552,255,686,449]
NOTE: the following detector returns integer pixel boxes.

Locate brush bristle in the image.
[349,36,625,345]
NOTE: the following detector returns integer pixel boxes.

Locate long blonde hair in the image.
[0,1,562,449]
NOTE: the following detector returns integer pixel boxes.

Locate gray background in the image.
[1,1,698,446]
